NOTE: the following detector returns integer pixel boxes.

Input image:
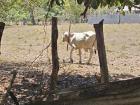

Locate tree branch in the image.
[131,4,140,9]
[80,6,89,18]
[80,0,90,18]
[126,0,140,9]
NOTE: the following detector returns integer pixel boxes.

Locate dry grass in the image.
[0,23,140,77]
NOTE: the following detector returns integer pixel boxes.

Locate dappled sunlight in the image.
[0,61,137,104]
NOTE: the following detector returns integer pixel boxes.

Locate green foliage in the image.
[77,0,83,5]
[0,0,17,21]
[0,0,140,23]
[134,0,140,5]
[76,0,140,9]
[43,0,64,18]
[91,0,100,9]
[6,4,28,21]
[64,0,83,23]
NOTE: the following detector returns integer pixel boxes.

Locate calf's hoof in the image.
[70,59,73,63]
[79,61,82,64]
[86,62,91,65]
[94,50,96,54]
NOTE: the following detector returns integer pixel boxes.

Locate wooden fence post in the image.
[94,19,109,83]
[0,22,5,54]
[50,17,59,91]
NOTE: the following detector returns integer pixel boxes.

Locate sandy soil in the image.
[1,23,140,77]
[0,23,140,104]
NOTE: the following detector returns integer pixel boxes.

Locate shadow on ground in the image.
[0,61,137,105]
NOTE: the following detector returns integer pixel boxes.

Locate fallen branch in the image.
[8,91,19,105]
[25,76,140,105]
[0,70,17,105]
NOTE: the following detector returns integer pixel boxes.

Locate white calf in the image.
[62,31,97,64]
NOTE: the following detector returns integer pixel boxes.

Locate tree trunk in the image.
[50,17,59,91]
[0,22,5,54]
[29,8,36,25]
[94,19,109,83]
[118,13,121,24]
[23,18,27,25]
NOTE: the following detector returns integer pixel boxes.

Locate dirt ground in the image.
[1,23,140,77]
[0,23,140,104]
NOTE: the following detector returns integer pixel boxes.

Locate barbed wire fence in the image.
[1,23,51,73]
[0,0,60,75]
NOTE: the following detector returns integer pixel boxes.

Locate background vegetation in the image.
[0,0,140,25]
[0,0,85,24]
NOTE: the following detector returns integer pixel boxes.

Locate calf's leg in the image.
[70,47,74,63]
[87,48,93,64]
[94,39,97,54]
[79,49,82,64]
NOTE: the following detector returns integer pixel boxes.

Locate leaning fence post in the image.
[0,22,5,54]
[49,17,59,98]
[94,19,109,83]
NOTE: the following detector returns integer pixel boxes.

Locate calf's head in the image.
[62,32,69,42]
[62,32,74,42]
[63,32,74,42]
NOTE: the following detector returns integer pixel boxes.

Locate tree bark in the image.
[0,22,5,55]
[50,17,59,91]
[94,19,109,83]
[29,8,36,25]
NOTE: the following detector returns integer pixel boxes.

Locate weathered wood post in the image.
[94,19,109,83]
[0,22,5,54]
[50,17,59,91]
